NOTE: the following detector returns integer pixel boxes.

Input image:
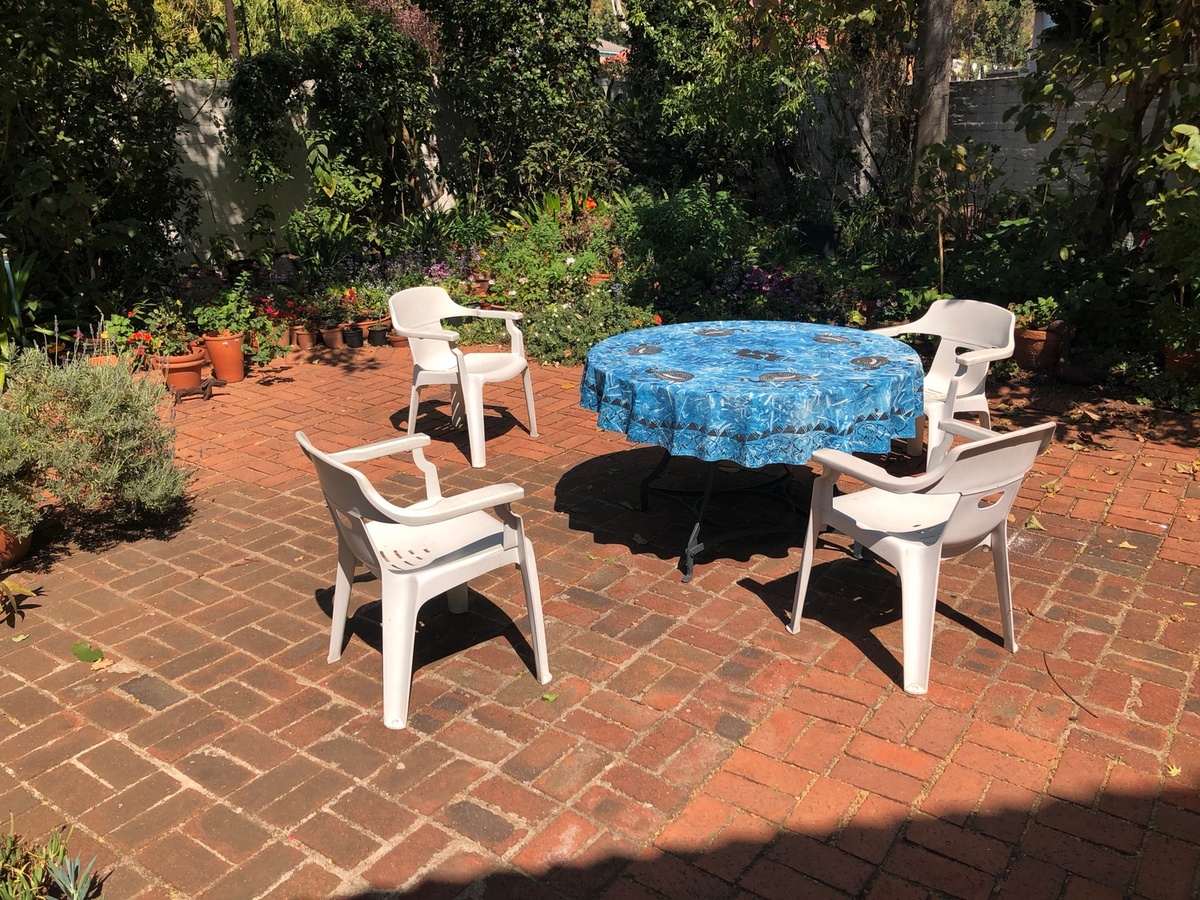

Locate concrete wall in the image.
[172,79,310,259]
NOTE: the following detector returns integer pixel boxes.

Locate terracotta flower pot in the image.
[587,272,612,286]
[1164,345,1199,373]
[1013,327,1064,372]
[203,331,246,383]
[0,529,31,568]
[153,349,207,392]
[387,333,408,349]
[320,326,345,349]
[294,329,318,351]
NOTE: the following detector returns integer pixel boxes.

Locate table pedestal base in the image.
[640,450,807,582]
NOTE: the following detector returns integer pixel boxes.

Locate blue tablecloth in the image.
[580,321,924,468]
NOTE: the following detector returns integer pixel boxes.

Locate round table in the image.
[579,321,924,580]
[581,321,924,467]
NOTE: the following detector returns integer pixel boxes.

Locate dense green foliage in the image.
[0,0,199,327]
[419,0,617,210]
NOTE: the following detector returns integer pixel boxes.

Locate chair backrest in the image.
[920,420,1056,553]
[389,286,468,371]
[920,298,1015,398]
[296,430,399,572]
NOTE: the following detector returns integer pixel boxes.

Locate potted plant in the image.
[194,273,255,383]
[1009,296,1069,371]
[315,291,346,349]
[145,299,205,391]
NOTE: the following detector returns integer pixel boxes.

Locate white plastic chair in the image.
[390,286,538,468]
[296,430,552,730]
[789,419,1055,695]
[874,298,1015,468]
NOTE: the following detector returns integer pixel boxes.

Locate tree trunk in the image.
[911,0,953,186]
[223,0,240,62]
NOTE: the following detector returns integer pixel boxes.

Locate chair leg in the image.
[406,384,421,435]
[380,584,421,730]
[328,540,356,663]
[522,368,539,438]
[990,523,1018,653]
[447,583,469,614]
[518,536,552,685]
[897,547,942,695]
[788,494,824,634]
[461,378,487,468]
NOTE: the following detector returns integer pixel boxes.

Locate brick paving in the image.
[2,343,1198,899]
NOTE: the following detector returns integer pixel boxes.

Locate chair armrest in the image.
[326,434,432,463]
[939,420,996,442]
[388,483,526,525]
[473,309,523,321]
[811,449,944,493]
[956,345,1012,367]
[395,327,459,342]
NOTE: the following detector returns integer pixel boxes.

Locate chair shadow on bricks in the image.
[553,447,811,567]
[314,580,545,677]
[741,565,1015,691]
[387,400,529,452]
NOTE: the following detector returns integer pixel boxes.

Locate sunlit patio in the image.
[1,343,1197,898]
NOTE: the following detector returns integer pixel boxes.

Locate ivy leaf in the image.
[541,693,558,702]
[71,642,104,663]
[1167,763,1182,777]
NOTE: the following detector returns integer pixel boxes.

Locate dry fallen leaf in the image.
[1116,540,1137,549]
[1026,515,1046,531]
[1167,763,1182,777]
[91,658,115,671]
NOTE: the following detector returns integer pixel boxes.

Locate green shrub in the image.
[0,350,190,538]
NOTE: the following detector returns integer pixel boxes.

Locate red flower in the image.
[653,314,663,325]
[584,197,597,211]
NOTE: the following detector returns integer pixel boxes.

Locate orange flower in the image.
[584,197,597,211]
[653,314,663,325]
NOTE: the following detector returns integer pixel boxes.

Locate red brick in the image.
[838,794,908,865]
[655,794,737,852]
[846,732,939,780]
[363,823,453,889]
[920,763,990,825]
[783,776,860,840]
[704,770,795,823]
[724,746,813,794]
[511,811,600,873]
[884,841,993,900]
